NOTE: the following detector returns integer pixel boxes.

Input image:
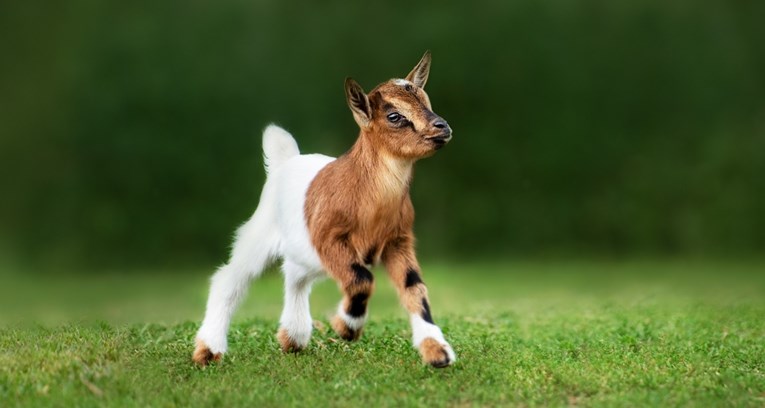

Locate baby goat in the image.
[193,51,456,368]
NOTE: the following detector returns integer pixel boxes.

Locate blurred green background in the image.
[1,0,764,269]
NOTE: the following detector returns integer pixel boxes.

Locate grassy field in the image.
[1,260,764,406]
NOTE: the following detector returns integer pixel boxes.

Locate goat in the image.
[193,51,456,368]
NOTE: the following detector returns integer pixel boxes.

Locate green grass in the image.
[1,260,764,406]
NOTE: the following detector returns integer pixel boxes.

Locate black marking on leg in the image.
[421,298,434,324]
[405,268,423,288]
[351,263,374,284]
[363,246,377,265]
[348,292,369,317]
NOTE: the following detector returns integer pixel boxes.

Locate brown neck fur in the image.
[347,131,414,202]
[304,129,417,273]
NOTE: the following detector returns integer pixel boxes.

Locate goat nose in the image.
[432,119,449,129]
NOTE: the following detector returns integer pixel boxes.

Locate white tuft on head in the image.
[262,124,300,175]
[394,78,413,87]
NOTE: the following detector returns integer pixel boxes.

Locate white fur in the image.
[279,261,322,348]
[196,124,454,363]
[394,78,413,87]
[196,125,332,353]
[411,314,456,363]
[336,302,368,330]
[263,124,300,175]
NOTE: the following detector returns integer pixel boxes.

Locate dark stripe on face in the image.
[423,110,438,123]
[421,299,434,324]
[404,268,423,288]
[348,292,370,317]
[351,263,374,284]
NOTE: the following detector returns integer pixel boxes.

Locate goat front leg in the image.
[321,244,375,341]
[384,238,456,367]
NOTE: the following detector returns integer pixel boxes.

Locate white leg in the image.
[194,211,277,365]
[196,262,254,355]
[277,260,318,352]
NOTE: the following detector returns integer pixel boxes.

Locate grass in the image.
[1,260,764,406]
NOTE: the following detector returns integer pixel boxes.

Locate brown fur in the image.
[382,237,430,314]
[419,337,451,368]
[330,315,363,341]
[305,52,451,341]
[277,328,304,353]
[192,339,222,366]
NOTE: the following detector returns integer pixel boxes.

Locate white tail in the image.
[263,124,299,175]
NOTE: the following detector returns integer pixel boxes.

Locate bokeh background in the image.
[1,1,764,322]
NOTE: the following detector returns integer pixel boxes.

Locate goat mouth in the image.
[427,133,452,149]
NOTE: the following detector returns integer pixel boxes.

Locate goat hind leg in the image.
[277,260,318,352]
[193,261,259,365]
[193,221,276,365]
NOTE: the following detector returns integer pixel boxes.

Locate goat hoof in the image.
[419,338,456,368]
[331,315,363,341]
[192,339,222,366]
[277,328,306,353]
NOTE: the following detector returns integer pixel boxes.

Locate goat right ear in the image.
[345,77,371,128]
[406,50,431,88]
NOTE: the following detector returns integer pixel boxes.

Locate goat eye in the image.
[387,112,402,123]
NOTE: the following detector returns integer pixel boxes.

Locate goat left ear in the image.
[344,77,371,128]
[405,50,431,88]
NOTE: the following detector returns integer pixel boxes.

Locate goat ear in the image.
[405,50,431,88]
[344,77,371,127]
